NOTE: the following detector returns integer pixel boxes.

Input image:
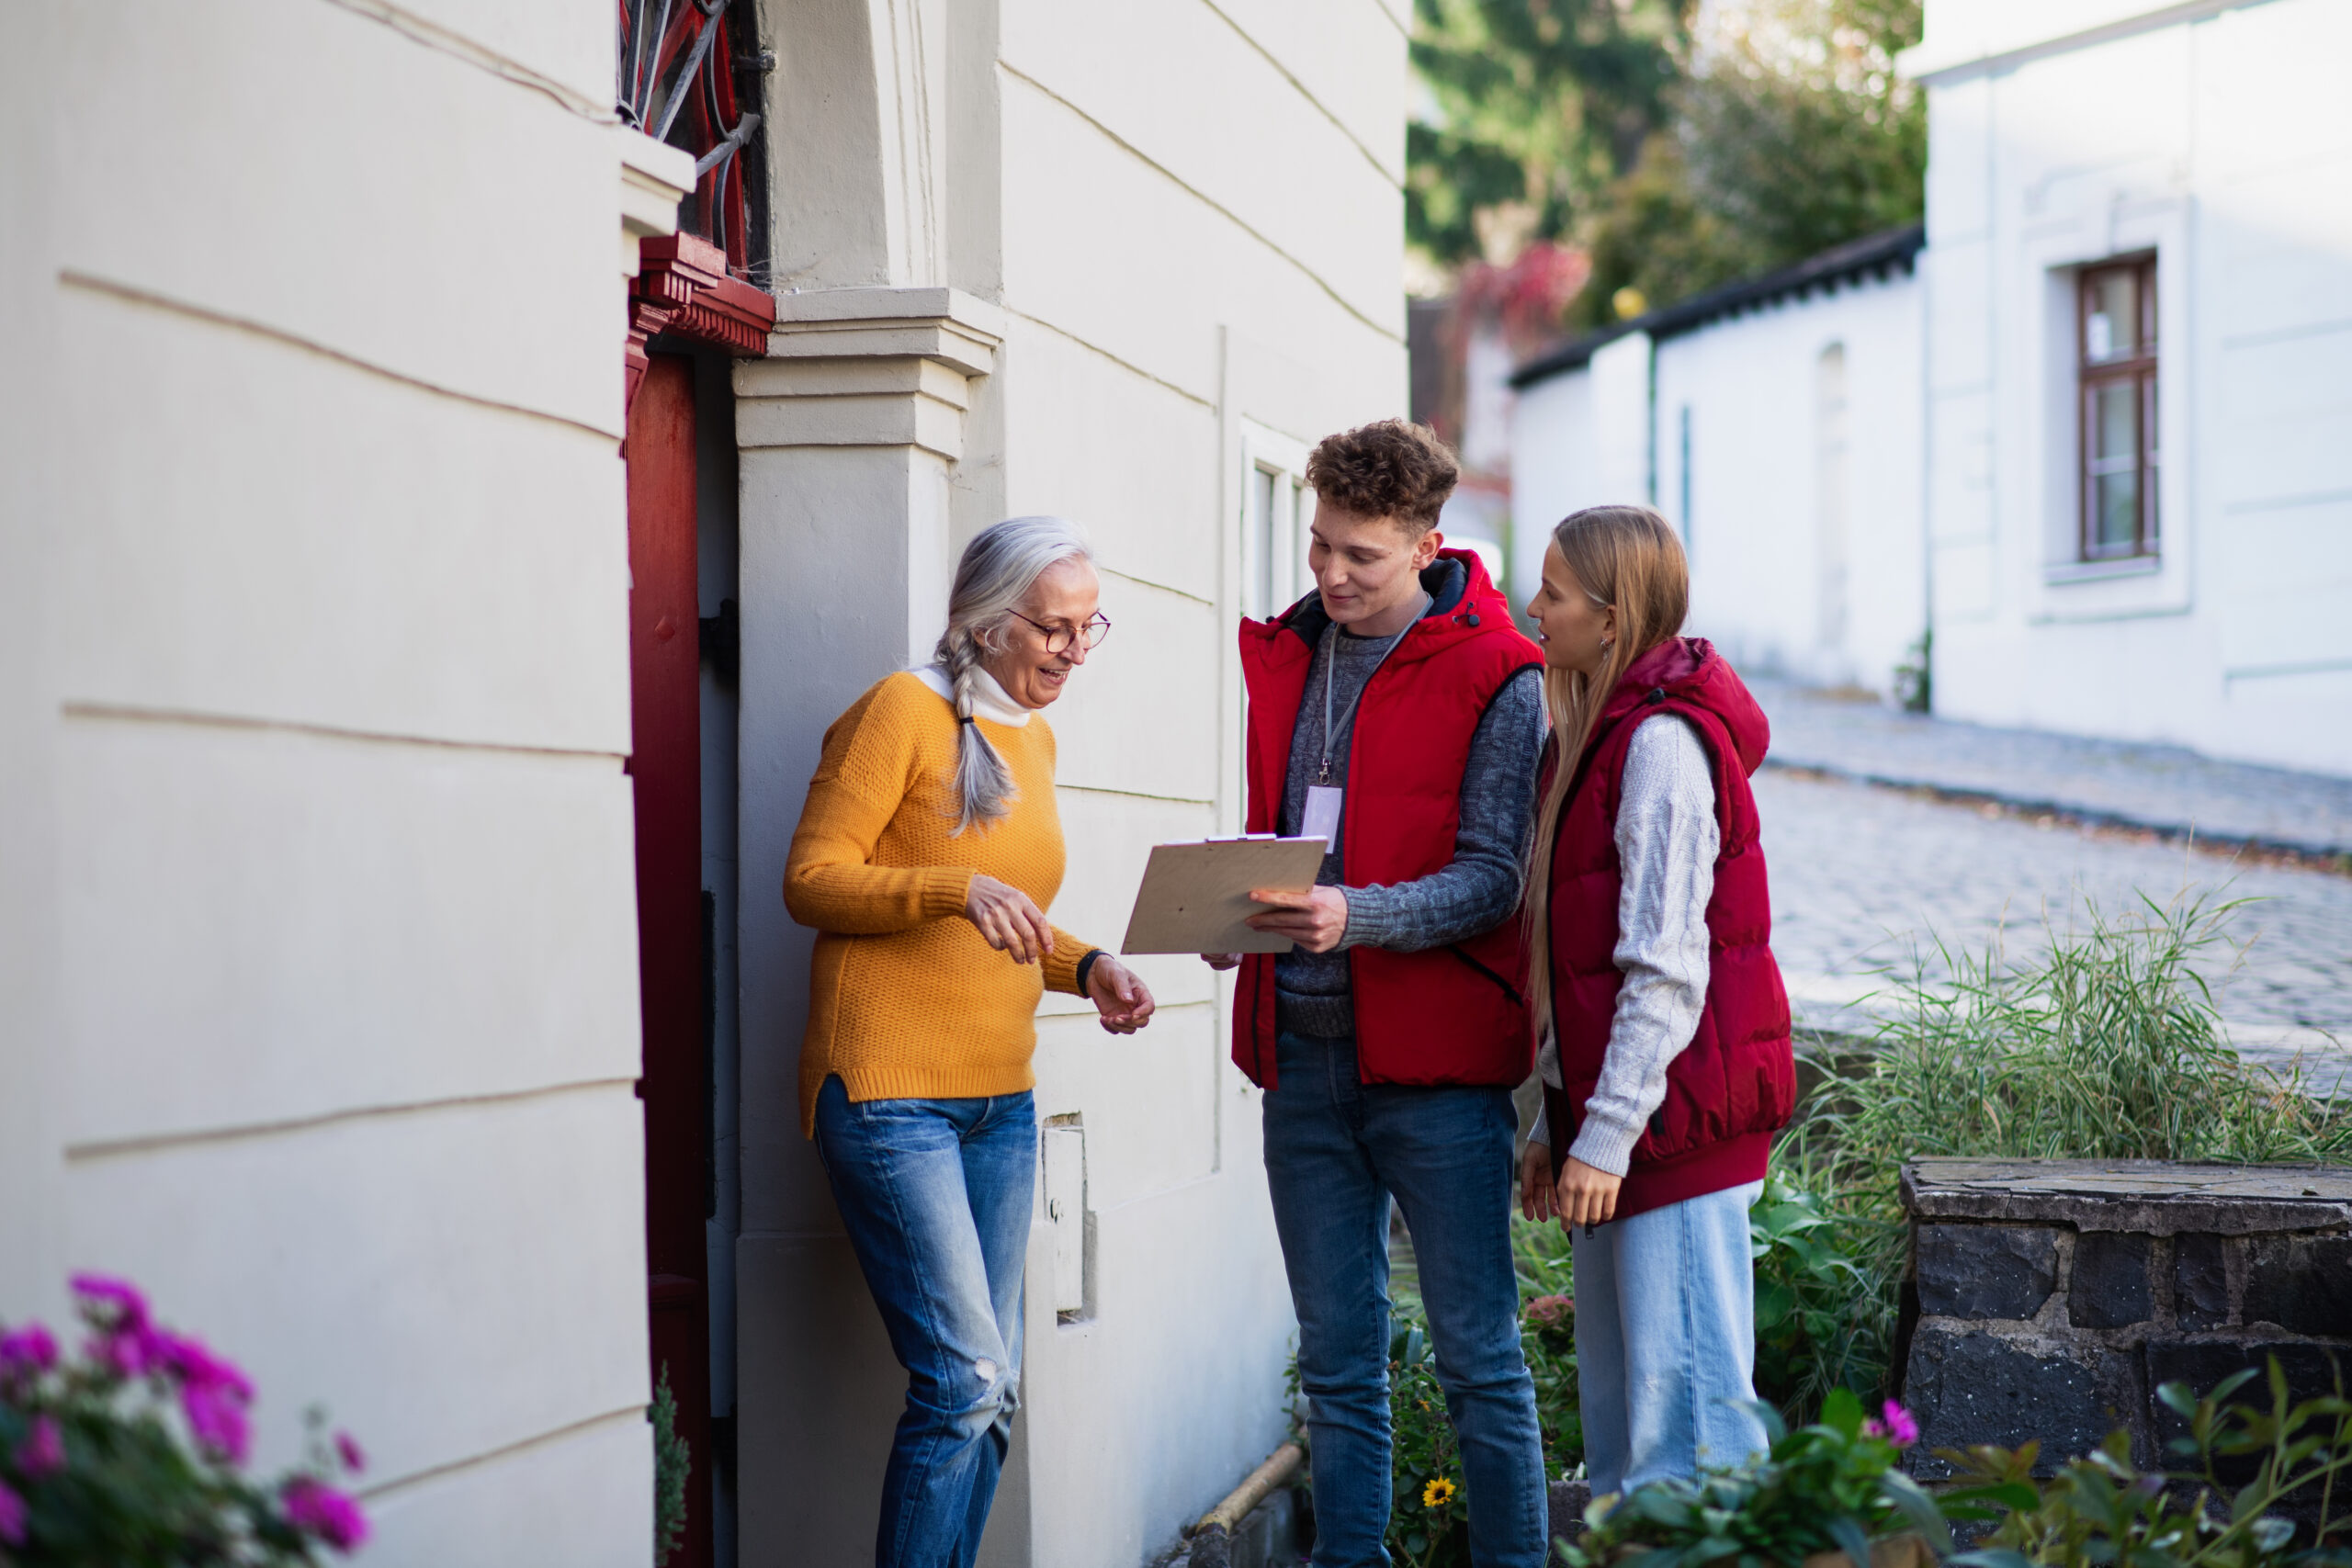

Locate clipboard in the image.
[1119,835,1330,954]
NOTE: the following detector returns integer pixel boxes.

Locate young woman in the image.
[1515,504,1795,1499]
[785,516,1157,1568]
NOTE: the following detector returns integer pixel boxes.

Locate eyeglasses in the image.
[1009,610,1113,654]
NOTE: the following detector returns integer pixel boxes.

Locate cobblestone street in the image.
[1751,685,2352,1091]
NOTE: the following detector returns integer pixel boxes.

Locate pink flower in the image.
[284,1476,370,1552]
[1524,1294,1575,1328]
[0,1324,58,1387]
[13,1415,65,1480]
[0,1478,25,1548]
[334,1431,367,1475]
[69,1274,151,1335]
[151,1331,254,1466]
[73,1274,164,1379]
[1882,1401,1918,1457]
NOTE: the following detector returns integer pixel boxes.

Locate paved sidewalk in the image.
[1750,679,2352,860]
[1747,684,2352,1094]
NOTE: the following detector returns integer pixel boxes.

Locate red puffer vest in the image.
[1234,550,1543,1090]
[1542,637,1794,1219]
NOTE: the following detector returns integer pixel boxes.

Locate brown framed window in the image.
[2078,256,2159,560]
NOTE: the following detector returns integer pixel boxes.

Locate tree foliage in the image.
[1409,0,1927,333]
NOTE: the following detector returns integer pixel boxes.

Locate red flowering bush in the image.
[0,1275,368,1565]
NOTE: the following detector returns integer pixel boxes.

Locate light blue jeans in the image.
[1263,1032,1547,1568]
[812,1076,1035,1568]
[1571,1181,1768,1498]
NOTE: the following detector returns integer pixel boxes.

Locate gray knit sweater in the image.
[1272,614,1546,1040]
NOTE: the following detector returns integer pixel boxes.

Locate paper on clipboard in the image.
[1119,835,1329,954]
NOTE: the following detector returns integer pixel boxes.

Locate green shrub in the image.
[1511,1216,1583,1476]
[651,1365,690,1568]
[1941,1360,2352,1568]
[1750,1161,1902,1425]
[1782,891,2352,1409]
[1555,1388,1944,1568]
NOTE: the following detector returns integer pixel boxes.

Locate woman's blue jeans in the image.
[813,1076,1035,1568]
[1263,1032,1548,1568]
[1571,1181,1768,1499]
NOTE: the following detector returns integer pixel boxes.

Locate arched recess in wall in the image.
[1815,342,1851,658]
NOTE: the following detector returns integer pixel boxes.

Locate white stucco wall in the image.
[3,4,663,1562]
[732,3,1408,1565]
[1658,274,1925,691]
[1508,266,1925,695]
[1912,0,2352,774]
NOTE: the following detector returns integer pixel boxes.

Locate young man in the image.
[1210,420,1548,1567]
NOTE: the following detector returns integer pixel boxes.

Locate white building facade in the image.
[1509,0,2352,777]
[6,4,1406,1567]
[1908,0,2352,776]
[1508,230,1928,696]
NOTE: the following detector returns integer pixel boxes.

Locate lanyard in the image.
[1317,596,1426,786]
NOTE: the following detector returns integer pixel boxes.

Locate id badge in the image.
[1302,785,1344,851]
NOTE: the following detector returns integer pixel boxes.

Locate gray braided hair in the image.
[933,516,1094,834]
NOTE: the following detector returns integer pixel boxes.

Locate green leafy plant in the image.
[1781,892,2352,1408]
[1751,1159,1903,1425]
[1383,1311,1473,1568]
[1512,1215,1584,1476]
[1556,1388,1944,1568]
[1939,1361,2352,1568]
[0,1276,368,1566]
[651,1364,690,1568]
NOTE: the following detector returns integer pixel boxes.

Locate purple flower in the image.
[152,1332,254,1466]
[0,1324,58,1388]
[334,1430,367,1475]
[1878,1401,1919,1449]
[283,1476,370,1552]
[13,1415,65,1480]
[69,1274,152,1335]
[0,1478,25,1548]
[72,1274,164,1379]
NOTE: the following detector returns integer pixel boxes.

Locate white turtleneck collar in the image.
[911,662,1033,727]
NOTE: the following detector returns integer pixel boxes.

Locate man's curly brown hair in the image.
[1306,420,1459,536]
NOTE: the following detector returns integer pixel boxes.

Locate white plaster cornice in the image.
[735,286,1006,460]
[1901,0,2272,86]
[616,127,691,278]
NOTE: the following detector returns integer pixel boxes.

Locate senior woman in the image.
[785,515,1155,1568]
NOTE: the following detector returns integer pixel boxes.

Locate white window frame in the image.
[2015,186,2191,625]
[1238,420,1313,624]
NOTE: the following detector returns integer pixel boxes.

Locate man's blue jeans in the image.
[1571,1181,1768,1499]
[1263,1032,1547,1568]
[813,1076,1035,1568]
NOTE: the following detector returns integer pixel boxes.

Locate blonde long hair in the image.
[1522,505,1690,1037]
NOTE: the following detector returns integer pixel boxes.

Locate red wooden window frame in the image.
[2077,254,2160,562]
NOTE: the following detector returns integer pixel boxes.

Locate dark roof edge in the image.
[1508,221,1927,389]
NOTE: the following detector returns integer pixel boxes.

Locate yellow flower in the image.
[1422,1477,1457,1509]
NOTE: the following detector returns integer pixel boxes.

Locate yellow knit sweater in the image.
[786,671,1097,1135]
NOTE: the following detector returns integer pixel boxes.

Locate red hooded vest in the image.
[1234,550,1543,1090]
[1542,637,1795,1219]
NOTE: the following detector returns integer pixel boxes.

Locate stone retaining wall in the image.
[1899,1158,2352,1477]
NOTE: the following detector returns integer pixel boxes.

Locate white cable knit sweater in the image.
[1530,713,1720,1176]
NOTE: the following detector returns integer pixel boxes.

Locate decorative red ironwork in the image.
[620,1,775,417]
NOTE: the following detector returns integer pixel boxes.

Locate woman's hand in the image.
[964,874,1055,964]
[1521,1139,1558,1223]
[1202,953,1241,971]
[1554,1155,1623,1231]
[1243,886,1349,953]
[1084,956,1157,1034]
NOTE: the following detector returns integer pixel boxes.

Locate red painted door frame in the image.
[628,352,712,1568]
